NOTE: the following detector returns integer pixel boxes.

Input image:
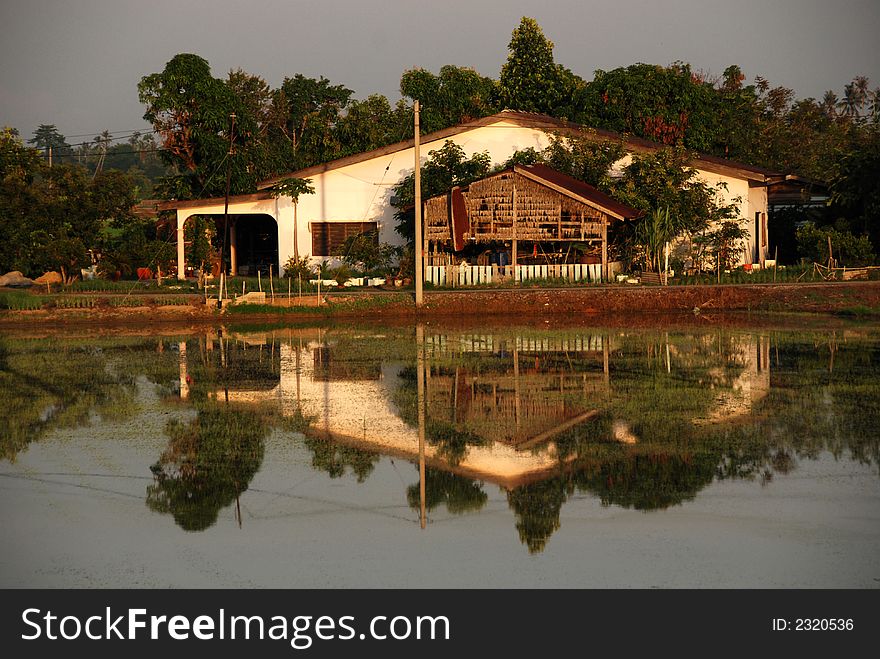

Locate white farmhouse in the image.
[162,110,783,279]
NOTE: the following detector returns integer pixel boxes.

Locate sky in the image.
[1,0,878,144]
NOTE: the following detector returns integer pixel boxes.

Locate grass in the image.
[0,291,47,310]
[54,296,97,309]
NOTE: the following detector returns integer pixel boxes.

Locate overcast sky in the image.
[1,0,878,143]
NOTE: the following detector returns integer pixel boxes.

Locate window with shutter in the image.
[310,222,378,256]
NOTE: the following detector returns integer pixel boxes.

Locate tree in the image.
[139,54,244,199]
[577,62,722,153]
[828,126,880,247]
[541,134,627,188]
[277,73,353,169]
[497,17,583,117]
[334,94,406,156]
[400,65,497,133]
[27,124,71,161]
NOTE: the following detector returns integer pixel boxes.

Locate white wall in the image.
[291,121,554,271]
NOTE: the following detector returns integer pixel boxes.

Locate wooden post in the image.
[512,178,518,283]
[258,269,262,292]
[269,264,275,302]
[414,100,424,307]
[288,276,291,307]
[601,221,608,283]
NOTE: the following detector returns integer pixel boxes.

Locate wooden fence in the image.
[425,262,622,286]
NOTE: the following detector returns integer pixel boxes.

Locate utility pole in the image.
[219,113,236,308]
[414,101,424,307]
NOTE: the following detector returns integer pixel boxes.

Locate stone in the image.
[34,271,63,285]
[0,271,36,288]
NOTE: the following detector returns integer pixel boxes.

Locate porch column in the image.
[601,221,608,282]
[177,213,186,280]
[229,220,237,276]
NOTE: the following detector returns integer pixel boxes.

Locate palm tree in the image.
[821,90,839,118]
[837,83,859,119]
[869,87,880,123]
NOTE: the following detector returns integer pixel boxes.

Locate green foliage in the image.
[635,207,676,272]
[281,254,314,280]
[542,135,627,188]
[265,177,314,201]
[400,65,497,133]
[693,219,751,271]
[0,128,152,277]
[0,291,46,310]
[828,127,880,247]
[328,264,352,286]
[497,17,584,117]
[335,230,398,274]
[577,62,721,151]
[796,224,875,266]
[184,216,217,274]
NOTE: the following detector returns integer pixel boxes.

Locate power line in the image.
[62,128,160,140]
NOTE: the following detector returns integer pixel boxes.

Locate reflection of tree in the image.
[0,338,178,461]
[406,469,488,515]
[507,478,567,554]
[147,403,267,531]
[573,451,718,510]
[302,436,379,483]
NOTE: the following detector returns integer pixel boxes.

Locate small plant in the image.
[282,254,314,281]
[55,296,96,309]
[0,291,46,310]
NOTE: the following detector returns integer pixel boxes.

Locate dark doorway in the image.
[228,215,278,276]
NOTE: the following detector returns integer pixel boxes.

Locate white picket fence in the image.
[425,262,622,286]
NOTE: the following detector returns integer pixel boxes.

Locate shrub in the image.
[796,224,875,267]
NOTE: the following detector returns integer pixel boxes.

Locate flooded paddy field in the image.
[1,319,878,588]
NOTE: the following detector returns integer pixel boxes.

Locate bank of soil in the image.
[1,281,879,328]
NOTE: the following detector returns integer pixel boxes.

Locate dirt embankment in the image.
[1,282,879,328]
[416,282,880,316]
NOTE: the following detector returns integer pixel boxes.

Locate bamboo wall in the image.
[424,171,610,246]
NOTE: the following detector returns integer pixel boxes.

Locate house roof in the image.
[258,110,783,189]
[514,163,643,220]
[156,191,275,211]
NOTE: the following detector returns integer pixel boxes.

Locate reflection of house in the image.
[181,330,612,488]
[178,329,772,485]
[424,332,612,448]
[160,111,784,279]
[693,334,771,425]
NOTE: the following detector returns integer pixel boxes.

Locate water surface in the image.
[1,321,878,587]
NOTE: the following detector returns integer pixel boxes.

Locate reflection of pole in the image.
[178,341,189,399]
[513,346,521,429]
[603,335,610,389]
[417,323,427,529]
